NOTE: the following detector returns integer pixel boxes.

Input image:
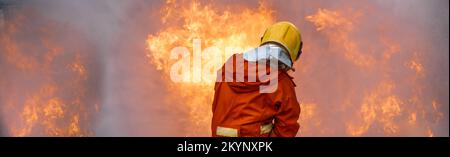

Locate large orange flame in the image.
[146,0,274,136]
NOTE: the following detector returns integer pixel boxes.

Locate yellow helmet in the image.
[260,21,303,62]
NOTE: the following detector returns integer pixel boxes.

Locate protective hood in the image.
[243,43,293,68]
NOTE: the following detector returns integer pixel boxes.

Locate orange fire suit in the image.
[211,54,301,137]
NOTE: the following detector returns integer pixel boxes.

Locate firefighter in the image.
[211,21,303,137]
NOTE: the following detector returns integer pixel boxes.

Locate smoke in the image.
[272,0,449,136]
[0,0,448,136]
[0,1,103,136]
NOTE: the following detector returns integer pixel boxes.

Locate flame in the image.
[306,9,375,68]
[304,8,445,136]
[298,103,326,136]
[1,1,445,137]
[145,1,446,136]
[346,82,403,136]
[407,53,425,77]
[0,10,97,136]
[146,0,274,136]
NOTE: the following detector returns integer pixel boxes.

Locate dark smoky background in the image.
[0,0,448,136]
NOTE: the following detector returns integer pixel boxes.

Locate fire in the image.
[407,53,425,77]
[8,85,86,136]
[306,9,374,68]
[346,82,403,136]
[2,1,445,137]
[0,10,97,136]
[303,8,445,136]
[146,0,274,136]
[298,103,326,136]
[145,1,446,137]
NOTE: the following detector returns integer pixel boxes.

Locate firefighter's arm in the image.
[270,81,301,137]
